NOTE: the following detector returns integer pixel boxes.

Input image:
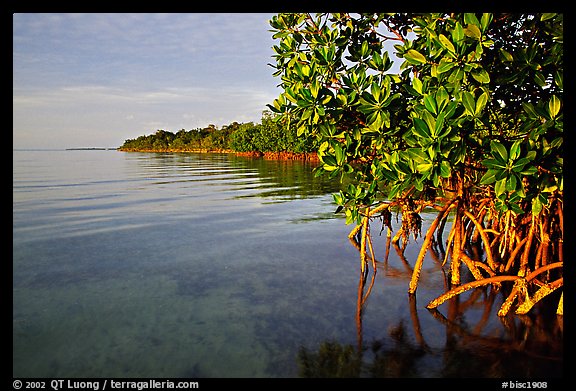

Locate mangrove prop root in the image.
[463,210,497,271]
[348,202,392,239]
[470,199,490,244]
[348,189,562,317]
[359,214,369,274]
[471,258,496,278]
[505,236,528,273]
[391,227,404,246]
[426,275,519,310]
[450,201,464,286]
[459,252,487,282]
[436,212,448,249]
[519,216,536,277]
[361,264,377,308]
[427,262,563,316]
[366,229,377,272]
[442,223,456,267]
[498,262,564,316]
[408,198,457,294]
[498,278,527,317]
[515,277,563,315]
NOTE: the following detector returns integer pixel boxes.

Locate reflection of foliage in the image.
[431,289,563,378]
[297,324,426,378]
[438,316,564,377]
[298,311,562,378]
[298,341,362,377]
[368,323,425,378]
[298,258,563,378]
[228,155,342,200]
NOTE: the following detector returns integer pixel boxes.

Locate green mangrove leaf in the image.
[464,24,481,40]
[461,91,476,115]
[549,95,561,119]
[412,77,423,95]
[480,169,499,184]
[495,178,507,196]
[438,34,455,53]
[475,92,489,115]
[490,140,508,162]
[404,49,427,65]
[472,68,490,84]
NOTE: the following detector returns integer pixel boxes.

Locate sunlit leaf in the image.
[451,22,464,42]
[471,68,490,84]
[439,160,451,178]
[334,143,344,165]
[495,178,507,196]
[480,169,498,184]
[522,102,539,119]
[423,94,437,114]
[511,157,529,173]
[482,158,506,169]
[464,13,480,27]
[480,13,493,32]
[505,174,517,192]
[435,87,449,109]
[549,95,561,119]
[434,111,445,137]
[437,58,456,74]
[490,140,508,162]
[412,77,423,94]
[475,92,489,115]
[499,48,513,62]
[404,49,427,65]
[438,34,455,53]
[532,196,543,215]
[417,162,433,173]
[461,91,476,115]
[509,140,521,161]
[464,24,481,40]
[421,110,436,135]
[413,118,431,138]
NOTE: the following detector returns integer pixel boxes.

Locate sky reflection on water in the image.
[13,150,563,378]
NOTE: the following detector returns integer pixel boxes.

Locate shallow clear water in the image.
[13,150,563,378]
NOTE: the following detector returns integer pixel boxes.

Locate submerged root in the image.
[427,262,563,316]
[515,277,563,315]
[426,275,519,310]
[348,191,563,317]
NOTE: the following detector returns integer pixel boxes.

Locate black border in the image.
[9,3,570,387]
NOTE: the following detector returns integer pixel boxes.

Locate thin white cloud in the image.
[13,13,283,149]
[13,83,279,148]
[14,83,277,108]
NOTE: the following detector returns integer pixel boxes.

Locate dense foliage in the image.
[119,111,316,153]
[268,13,563,315]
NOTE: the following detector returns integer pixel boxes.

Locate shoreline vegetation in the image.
[117,147,320,161]
[66,147,118,151]
[117,111,319,162]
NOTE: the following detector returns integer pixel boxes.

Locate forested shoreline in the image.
[118,111,318,160]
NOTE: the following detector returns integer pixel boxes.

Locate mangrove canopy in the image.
[268,13,563,316]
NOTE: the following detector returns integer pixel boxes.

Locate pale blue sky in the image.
[13,13,404,149]
[13,13,280,149]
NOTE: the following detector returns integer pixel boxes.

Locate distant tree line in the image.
[119,111,317,153]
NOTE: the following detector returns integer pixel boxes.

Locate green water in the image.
[13,150,563,378]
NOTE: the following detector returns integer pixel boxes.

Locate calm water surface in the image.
[13,150,563,378]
